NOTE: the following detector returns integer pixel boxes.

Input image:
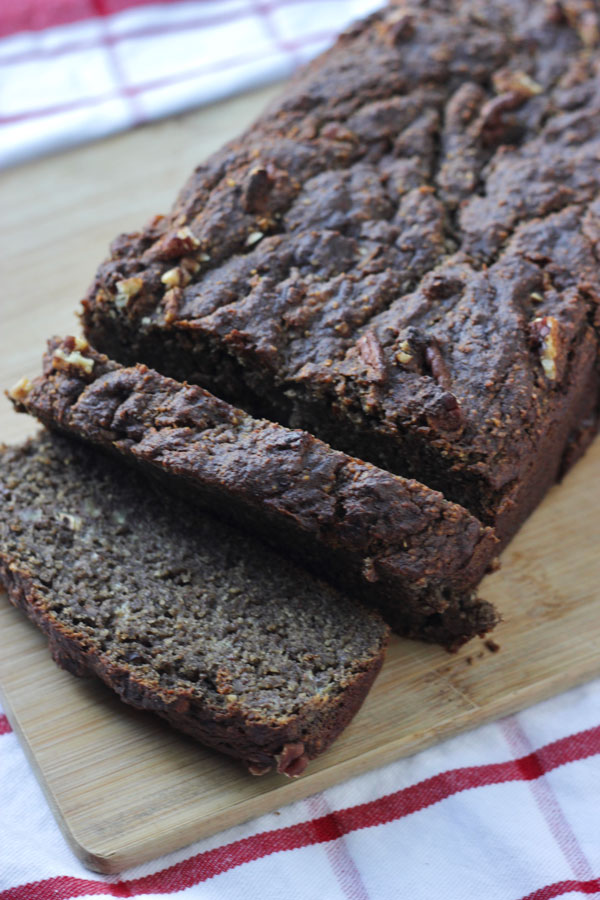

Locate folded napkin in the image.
[0,0,384,168]
[2,679,600,899]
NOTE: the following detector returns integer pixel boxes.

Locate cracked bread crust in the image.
[81,0,600,543]
[0,433,388,775]
[11,337,499,649]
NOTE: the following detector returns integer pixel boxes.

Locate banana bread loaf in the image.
[0,432,388,776]
[81,0,600,546]
[10,337,498,649]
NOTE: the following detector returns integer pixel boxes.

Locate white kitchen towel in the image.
[0,0,384,168]
[2,678,600,900]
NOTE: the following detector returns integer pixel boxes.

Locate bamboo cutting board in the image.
[1,83,599,875]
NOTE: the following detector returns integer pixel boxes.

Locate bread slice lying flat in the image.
[0,432,388,776]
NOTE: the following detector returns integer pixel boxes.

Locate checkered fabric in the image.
[3,681,600,898]
[0,0,383,167]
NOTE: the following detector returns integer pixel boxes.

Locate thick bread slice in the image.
[11,337,498,649]
[0,432,388,776]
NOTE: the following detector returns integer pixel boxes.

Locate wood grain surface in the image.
[0,83,599,875]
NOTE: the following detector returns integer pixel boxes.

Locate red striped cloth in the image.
[0,0,383,167]
[2,681,600,898]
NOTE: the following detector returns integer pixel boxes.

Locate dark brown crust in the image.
[0,435,388,775]
[11,336,499,648]
[81,0,600,547]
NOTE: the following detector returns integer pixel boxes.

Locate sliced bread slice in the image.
[11,337,499,649]
[0,432,388,776]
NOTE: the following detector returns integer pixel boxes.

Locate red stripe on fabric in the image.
[3,725,600,900]
[306,795,371,900]
[0,7,257,65]
[502,719,596,884]
[0,0,94,40]
[0,714,12,735]
[0,47,274,125]
[92,0,143,126]
[0,29,335,127]
[0,0,353,40]
[0,48,272,125]
[0,0,342,65]
[252,0,301,63]
[0,0,236,39]
[519,877,600,900]
[0,93,115,125]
